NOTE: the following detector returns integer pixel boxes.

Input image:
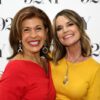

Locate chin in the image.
[32,48,41,53]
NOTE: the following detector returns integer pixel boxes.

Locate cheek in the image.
[57,32,63,41]
[79,34,81,39]
[41,32,47,40]
[77,31,81,39]
[22,33,29,40]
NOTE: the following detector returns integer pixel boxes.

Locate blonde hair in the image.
[52,9,92,64]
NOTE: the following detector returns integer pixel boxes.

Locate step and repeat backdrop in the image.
[0,0,100,74]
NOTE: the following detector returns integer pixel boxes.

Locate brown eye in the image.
[35,25,44,32]
[23,28,30,33]
[56,26,62,31]
[36,27,42,31]
[68,23,74,26]
[24,29,29,31]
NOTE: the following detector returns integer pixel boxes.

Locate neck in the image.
[16,52,42,65]
[14,52,48,73]
[66,42,82,63]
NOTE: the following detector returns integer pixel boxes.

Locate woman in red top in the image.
[0,6,55,100]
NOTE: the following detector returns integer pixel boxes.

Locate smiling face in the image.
[21,17,47,55]
[55,16,81,47]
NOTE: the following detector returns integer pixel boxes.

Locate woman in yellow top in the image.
[50,9,100,100]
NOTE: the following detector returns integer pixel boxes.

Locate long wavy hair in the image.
[52,9,92,64]
[8,6,53,60]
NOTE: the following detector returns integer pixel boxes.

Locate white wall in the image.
[0,0,100,73]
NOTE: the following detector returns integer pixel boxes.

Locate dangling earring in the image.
[42,46,48,54]
[42,41,49,55]
[17,40,23,53]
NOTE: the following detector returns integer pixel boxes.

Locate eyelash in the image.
[56,23,74,31]
[23,27,42,32]
[68,23,74,26]
[56,27,62,31]
[23,29,30,32]
[36,27,42,31]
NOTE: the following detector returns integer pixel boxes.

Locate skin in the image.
[13,17,48,66]
[56,16,86,62]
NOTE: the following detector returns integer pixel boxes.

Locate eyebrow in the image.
[56,20,72,27]
[23,25,43,28]
[65,20,72,25]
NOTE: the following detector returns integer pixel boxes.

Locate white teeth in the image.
[29,41,39,45]
[64,34,73,39]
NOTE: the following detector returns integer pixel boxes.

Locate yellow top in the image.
[50,57,100,100]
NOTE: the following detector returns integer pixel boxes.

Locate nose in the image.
[30,29,37,38]
[63,26,68,33]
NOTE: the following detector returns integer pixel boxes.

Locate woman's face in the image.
[55,15,81,47]
[21,17,47,54]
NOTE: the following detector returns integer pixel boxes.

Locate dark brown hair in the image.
[8,6,53,60]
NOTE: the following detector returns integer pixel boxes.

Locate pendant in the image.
[63,76,68,84]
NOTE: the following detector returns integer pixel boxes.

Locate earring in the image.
[17,40,23,53]
[42,42,49,55]
[42,46,48,54]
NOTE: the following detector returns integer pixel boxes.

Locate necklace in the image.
[63,61,69,84]
[63,55,82,85]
